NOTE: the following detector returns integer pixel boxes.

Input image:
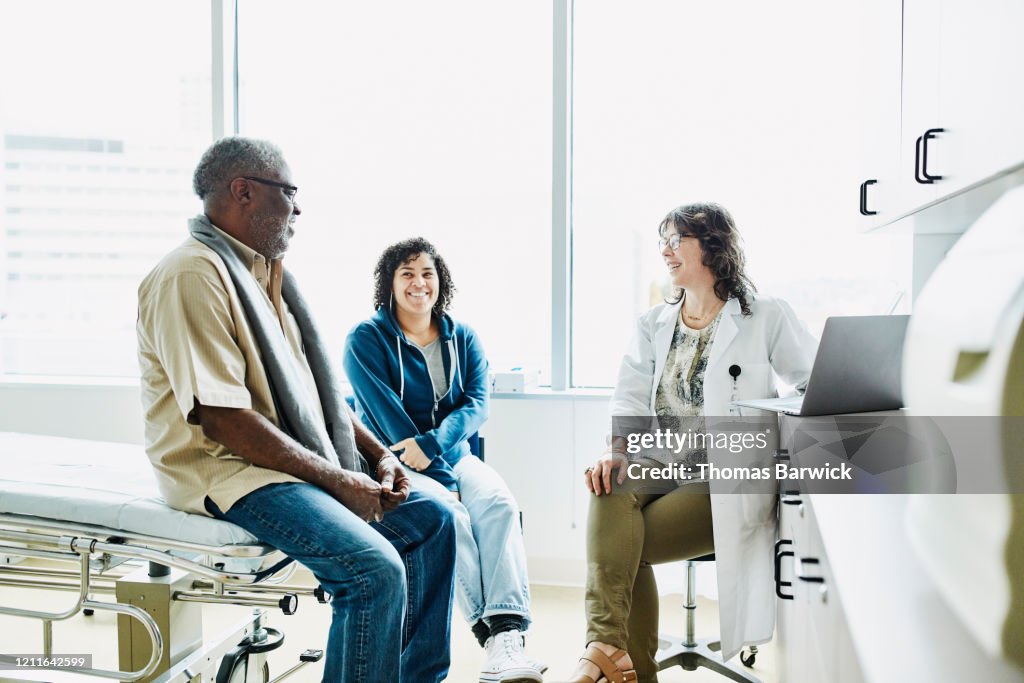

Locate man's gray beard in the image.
[250,212,288,259]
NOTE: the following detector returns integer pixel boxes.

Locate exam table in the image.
[0,432,327,682]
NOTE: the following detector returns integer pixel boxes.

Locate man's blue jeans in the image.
[206,483,456,683]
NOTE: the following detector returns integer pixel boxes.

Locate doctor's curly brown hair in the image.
[372,237,456,317]
[660,202,757,316]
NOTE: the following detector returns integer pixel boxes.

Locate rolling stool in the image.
[656,553,761,682]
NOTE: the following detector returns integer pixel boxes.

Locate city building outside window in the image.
[0,1,212,376]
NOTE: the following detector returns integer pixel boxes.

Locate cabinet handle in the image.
[859,179,878,216]
[921,128,945,182]
[915,128,945,184]
[773,449,790,461]
[914,135,928,184]
[796,557,825,584]
[780,490,802,506]
[775,539,795,600]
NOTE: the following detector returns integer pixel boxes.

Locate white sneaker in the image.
[527,656,548,674]
[479,630,544,683]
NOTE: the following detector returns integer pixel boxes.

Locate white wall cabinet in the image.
[774,501,804,683]
[776,490,863,683]
[860,0,1024,229]
[896,0,943,216]
[935,0,1024,195]
[856,0,903,228]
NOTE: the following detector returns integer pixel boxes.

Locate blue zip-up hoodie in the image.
[342,306,489,491]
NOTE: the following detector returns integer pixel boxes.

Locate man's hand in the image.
[324,470,384,523]
[193,404,389,522]
[375,454,411,511]
[391,437,431,472]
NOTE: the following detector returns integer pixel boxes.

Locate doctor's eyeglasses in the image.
[657,233,698,251]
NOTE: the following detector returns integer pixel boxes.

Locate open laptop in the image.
[731,315,910,416]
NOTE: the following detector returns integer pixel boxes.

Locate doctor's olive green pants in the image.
[585,479,714,683]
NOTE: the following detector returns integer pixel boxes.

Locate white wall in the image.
[0,382,595,582]
[0,381,704,593]
[0,378,145,443]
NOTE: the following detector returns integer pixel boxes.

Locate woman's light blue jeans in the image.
[206,483,455,683]
[404,454,532,630]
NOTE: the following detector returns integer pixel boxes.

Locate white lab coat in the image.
[609,294,817,661]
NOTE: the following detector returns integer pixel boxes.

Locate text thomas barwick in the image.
[626,462,853,481]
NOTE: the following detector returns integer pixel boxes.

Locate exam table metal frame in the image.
[0,511,326,682]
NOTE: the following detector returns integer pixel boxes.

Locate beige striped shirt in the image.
[136,223,323,515]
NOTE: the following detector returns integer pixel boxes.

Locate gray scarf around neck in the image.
[189,215,366,474]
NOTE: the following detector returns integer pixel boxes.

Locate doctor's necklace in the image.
[684,303,724,321]
[681,294,724,323]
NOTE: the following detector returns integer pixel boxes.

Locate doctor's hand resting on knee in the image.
[556,202,817,683]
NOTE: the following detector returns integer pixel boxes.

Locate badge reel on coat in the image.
[727,364,741,415]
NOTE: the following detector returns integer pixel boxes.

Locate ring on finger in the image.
[584,466,594,475]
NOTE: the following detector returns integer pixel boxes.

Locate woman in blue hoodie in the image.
[343,237,543,683]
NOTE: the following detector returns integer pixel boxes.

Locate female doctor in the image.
[558,202,817,683]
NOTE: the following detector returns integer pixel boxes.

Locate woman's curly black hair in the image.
[372,237,456,317]
[661,202,757,316]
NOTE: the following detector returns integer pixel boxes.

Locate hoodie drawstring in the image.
[396,335,405,400]
[447,331,461,394]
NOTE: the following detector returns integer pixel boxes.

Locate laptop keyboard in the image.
[776,397,804,413]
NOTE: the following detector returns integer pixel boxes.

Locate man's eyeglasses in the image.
[241,176,299,202]
[658,233,698,251]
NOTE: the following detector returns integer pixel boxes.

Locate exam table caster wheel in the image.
[218,658,269,683]
[217,657,269,683]
[84,592,96,616]
[740,646,757,667]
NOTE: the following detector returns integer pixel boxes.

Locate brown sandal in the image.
[559,644,637,683]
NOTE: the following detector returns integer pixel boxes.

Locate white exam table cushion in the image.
[0,432,259,547]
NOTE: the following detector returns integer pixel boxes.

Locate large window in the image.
[571,1,911,386]
[0,2,912,388]
[0,1,212,376]
[238,1,552,380]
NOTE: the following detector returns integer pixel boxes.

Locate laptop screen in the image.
[799,315,910,416]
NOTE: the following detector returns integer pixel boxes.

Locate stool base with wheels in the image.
[656,553,761,682]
